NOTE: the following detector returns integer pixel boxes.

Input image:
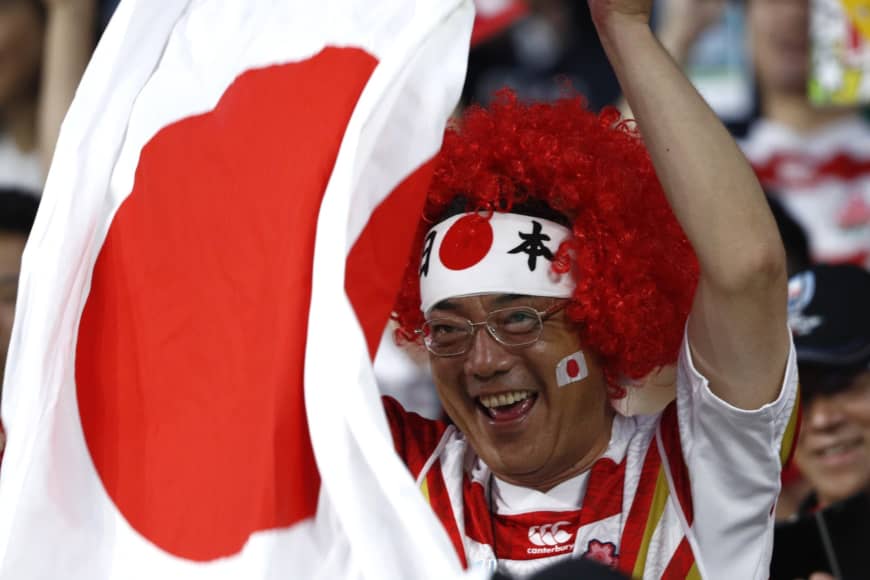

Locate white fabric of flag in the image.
[0,1,480,578]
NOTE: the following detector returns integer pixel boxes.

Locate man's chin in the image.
[475,437,548,478]
[486,458,547,485]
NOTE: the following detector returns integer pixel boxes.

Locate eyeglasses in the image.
[418,302,567,357]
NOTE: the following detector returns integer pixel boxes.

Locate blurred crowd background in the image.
[0,0,868,575]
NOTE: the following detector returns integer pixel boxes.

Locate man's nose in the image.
[463,324,513,380]
[805,395,847,432]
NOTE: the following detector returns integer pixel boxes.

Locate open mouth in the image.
[811,437,866,469]
[815,438,863,459]
[476,390,538,423]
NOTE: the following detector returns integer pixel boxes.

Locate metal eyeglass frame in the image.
[417,300,568,357]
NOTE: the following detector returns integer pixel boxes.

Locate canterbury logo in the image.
[528,521,573,546]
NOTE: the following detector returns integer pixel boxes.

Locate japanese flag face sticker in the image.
[556,351,588,387]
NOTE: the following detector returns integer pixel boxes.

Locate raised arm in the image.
[590,0,789,409]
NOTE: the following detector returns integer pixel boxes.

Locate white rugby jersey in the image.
[384,334,800,579]
[739,116,870,268]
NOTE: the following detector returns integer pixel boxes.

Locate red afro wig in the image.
[392,90,699,392]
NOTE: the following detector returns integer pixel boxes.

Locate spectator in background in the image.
[0,190,39,393]
[655,0,870,269]
[788,264,870,512]
[462,0,620,110]
[0,0,96,190]
[772,264,870,578]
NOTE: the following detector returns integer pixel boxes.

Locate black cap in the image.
[788,265,870,369]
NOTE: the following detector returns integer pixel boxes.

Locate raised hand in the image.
[658,0,727,63]
[586,0,653,31]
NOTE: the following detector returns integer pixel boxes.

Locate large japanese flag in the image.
[0,1,479,578]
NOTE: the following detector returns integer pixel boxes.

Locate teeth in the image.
[818,441,860,456]
[479,390,533,409]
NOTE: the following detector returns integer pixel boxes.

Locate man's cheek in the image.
[792,441,809,469]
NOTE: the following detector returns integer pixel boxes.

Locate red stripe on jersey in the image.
[463,478,494,548]
[381,397,468,568]
[426,461,468,568]
[848,22,862,52]
[383,398,467,565]
[578,457,626,527]
[616,439,662,576]
[659,402,694,525]
[382,395,447,477]
[753,152,870,190]
[662,537,695,579]
[822,251,870,268]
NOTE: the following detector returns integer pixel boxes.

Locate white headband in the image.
[418,212,575,313]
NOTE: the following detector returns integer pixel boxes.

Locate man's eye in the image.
[498,310,538,333]
[425,322,470,347]
[431,323,464,337]
[505,311,534,324]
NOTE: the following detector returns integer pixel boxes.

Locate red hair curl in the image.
[392,90,699,392]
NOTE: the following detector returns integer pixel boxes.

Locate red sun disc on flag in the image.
[75,47,378,562]
[567,358,580,378]
[439,214,494,271]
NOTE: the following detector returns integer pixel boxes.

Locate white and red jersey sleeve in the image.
[665,331,800,579]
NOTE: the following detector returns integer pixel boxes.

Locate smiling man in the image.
[789,265,870,511]
[772,264,870,578]
[383,0,798,578]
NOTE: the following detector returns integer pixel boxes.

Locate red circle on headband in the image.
[439,214,494,271]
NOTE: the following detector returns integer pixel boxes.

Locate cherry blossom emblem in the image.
[583,539,619,568]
